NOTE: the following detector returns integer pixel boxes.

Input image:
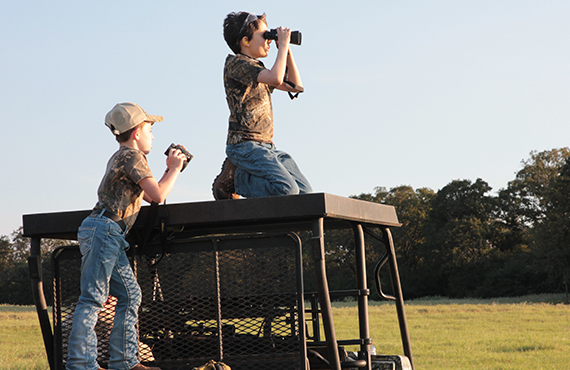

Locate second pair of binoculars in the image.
[263,29,302,46]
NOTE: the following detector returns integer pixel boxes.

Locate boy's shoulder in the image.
[110,145,144,160]
[107,146,149,174]
[224,54,266,86]
[225,54,265,70]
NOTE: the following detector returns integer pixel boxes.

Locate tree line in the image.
[332,148,570,302]
[0,228,75,304]
[2,148,569,304]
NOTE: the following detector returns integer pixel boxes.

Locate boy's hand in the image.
[164,143,193,172]
[275,26,291,50]
[166,147,186,172]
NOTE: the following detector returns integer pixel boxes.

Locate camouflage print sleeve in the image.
[124,151,153,185]
[227,55,265,87]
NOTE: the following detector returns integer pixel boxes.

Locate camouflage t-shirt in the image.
[93,146,153,230]
[224,54,276,145]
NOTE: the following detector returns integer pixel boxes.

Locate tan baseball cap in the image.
[105,102,164,135]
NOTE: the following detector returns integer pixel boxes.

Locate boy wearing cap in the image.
[212,11,312,199]
[66,102,186,370]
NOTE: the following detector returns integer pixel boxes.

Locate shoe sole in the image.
[212,158,236,200]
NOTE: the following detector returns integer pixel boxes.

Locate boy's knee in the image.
[272,181,299,196]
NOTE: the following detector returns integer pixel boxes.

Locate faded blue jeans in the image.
[66,212,141,370]
[226,141,312,198]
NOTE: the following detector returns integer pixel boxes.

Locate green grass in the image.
[0,305,51,370]
[2,295,569,370]
[332,294,570,370]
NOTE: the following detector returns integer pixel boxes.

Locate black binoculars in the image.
[263,29,302,46]
[164,143,193,172]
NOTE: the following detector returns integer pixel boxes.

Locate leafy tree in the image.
[425,179,496,263]
[351,186,435,298]
[499,148,570,226]
[495,148,570,299]
[0,227,76,304]
[422,179,499,297]
[382,186,435,268]
[532,157,570,302]
[323,228,360,292]
[352,186,434,267]
[0,236,11,279]
[0,230,33,304]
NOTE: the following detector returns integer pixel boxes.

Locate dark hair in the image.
[223,12,267,54]
[114,122,147,143]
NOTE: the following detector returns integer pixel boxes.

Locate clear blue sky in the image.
[2,1,569,236]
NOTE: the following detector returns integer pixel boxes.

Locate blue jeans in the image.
[226,141,312,198]
[66,213,141,370]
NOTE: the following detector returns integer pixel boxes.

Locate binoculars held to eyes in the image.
[263,29,302,46]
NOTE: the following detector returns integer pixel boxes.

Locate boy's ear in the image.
[241,36,250,47]
[132,126,141,140]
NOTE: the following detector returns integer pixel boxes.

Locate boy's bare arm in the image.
[278,48,303,92]
[257,27,291,87]
[140,149,185,203]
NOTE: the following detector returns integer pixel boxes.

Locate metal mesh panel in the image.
[217,241,302,366]
[52,233,305,370]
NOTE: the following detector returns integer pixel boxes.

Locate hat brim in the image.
[146,114,164,123]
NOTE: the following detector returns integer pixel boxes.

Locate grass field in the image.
[0,305,51,370]
[1,294,568,370]
[334,294,570,370]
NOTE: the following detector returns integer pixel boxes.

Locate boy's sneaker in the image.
[212,158,240,200]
